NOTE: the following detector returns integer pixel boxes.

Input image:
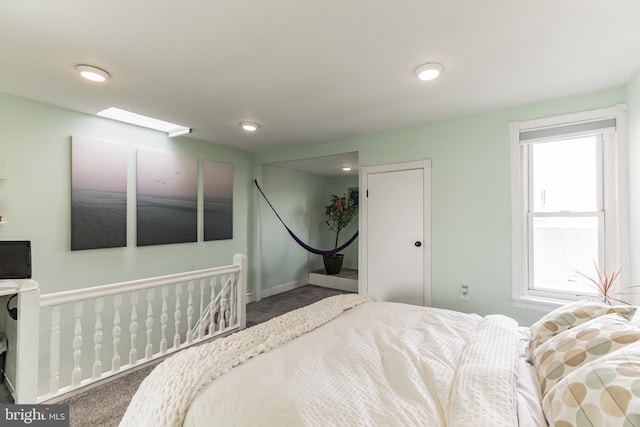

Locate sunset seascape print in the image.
[137,149,197,246]
[204,159,233,241]
[71,136,127,250]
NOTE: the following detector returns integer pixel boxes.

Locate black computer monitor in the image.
[0,241,32,279]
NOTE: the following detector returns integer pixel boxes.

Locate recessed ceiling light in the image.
[97,107,191,137]
[240,121,259,132]
[415,63,443,81]
[76,64,110,82]
[342,166,352,172]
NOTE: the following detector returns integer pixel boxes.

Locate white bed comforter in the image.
[121,295,520,427]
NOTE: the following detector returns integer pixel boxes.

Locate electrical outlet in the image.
[459,284,470,301]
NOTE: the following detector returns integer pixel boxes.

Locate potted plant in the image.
[575,263,640,305]
[323,193,358,274]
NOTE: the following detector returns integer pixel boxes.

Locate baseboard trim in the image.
[262,280,307,298]
[308,269,358,293]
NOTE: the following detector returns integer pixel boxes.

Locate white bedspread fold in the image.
[449,315,520,427]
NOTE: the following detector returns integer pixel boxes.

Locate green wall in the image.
[257,167,359,294]
[256,86,628,326]
[0,93,254,294]
[259,166,327,292]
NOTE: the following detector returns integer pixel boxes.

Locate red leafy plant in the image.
[575,263,640,305]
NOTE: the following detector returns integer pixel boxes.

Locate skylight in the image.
[97,107,191,138]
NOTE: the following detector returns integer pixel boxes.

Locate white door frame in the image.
[359,159,432,306]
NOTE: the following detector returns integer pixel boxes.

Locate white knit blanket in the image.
[119,293,374,427]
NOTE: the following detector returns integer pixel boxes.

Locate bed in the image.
[119,294,640,427]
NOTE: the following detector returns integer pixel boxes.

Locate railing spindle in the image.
[173,283,182,349]
[160,286,169,353]
[198,279,205,339]
[186,281,194,344]
[145,289,154,359]
[93,298,104,379]
[112,295,122,372]
[129,292,138,366]
[49,306,61,394]
[71,301,84,386]
[230,274,237,325]
[209,277,217,336]
[220,276,228,332]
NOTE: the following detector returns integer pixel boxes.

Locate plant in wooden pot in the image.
[323,193,358,275]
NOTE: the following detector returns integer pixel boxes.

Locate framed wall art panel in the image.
[136,149,198,246]
[71,135,128,250]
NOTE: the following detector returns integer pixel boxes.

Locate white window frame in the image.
[510,104,628,311]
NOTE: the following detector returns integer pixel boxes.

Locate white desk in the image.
[0,281,19,296]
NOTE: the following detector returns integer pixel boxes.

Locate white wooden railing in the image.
[35,253,247,403]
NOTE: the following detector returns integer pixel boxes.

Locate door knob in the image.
[415,241,422,247]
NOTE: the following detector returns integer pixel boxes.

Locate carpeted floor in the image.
[58,285,347,427]
[0,377,11,403]
[245,284,347,327]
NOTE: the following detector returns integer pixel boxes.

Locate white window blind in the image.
[519,118,616,144]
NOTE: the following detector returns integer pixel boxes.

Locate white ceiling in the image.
[1,1,640,154]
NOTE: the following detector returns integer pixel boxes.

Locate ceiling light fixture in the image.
[341,166,352,172]
[415,62,443,81]
[76,64,110,82]
[240,121,259,132]
[97,107,191,137]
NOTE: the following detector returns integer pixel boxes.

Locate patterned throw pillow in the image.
[529,300,637,351]
[532,313,640,396]
[542,341,640,427]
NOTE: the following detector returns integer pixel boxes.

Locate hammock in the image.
[255,180,358,256]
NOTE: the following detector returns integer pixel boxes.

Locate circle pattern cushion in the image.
[529,300,636,352]
[532,313,640,396]
[542,341,640,427]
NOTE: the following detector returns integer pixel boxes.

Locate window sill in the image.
[511,295,568,312]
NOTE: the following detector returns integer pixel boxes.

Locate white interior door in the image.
[363,161,430,306]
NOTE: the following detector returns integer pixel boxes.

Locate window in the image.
[510,105,627,310]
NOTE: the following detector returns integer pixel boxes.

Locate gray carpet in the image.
[57,285,347,427]
[0,378,11,403]
[246,284,347,327]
